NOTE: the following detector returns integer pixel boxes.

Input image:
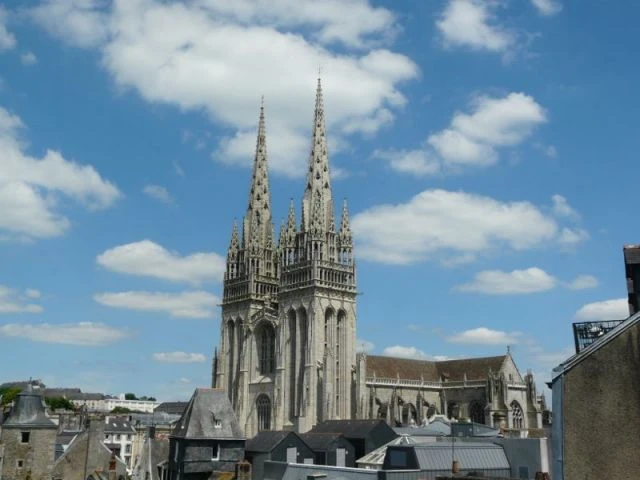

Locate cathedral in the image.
[212,80,543,438]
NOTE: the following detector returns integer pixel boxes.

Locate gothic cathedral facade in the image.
[214,80,357,437]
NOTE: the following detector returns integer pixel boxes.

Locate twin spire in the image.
[229,79,351,252]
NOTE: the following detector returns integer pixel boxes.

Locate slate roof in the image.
[104,416,136,434]
[130,412,182,427]
[407,442,510,471]
[366,355,506,381]
[172,388,244,439]
[311,419,390,438]
[246,430,295,452]
[298,432,345,450]
[154,401,188,415]
[2,385,57,429]
[357,434,434,467]
[266,462,380,480]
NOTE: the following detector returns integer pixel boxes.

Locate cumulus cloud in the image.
[351,189,581,264]
[0,285,43,313]
[94,291,219,318]
[29,0,418,176]
[152,351,206,363]
[574,298,629,321]
[0,7,16,51]
[447,327,521,345]
[566,275,598,291]
[531,0,562,16]
[0,322,129,345]
[20,51,38,65]
[378,92,547,176]
[436,0,514,53]
[382,345,430,360]
[143,184,174,204]
[96,240,226,285]
[456,267,557,294]
[0,106,120,239]
[551,194,579,220]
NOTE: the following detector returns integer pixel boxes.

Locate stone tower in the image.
[215,81,357,436]
[277,78,357,433]
[217,98,279,434]
[0,385,57,480]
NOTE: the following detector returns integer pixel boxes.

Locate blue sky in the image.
[0,0,638,401]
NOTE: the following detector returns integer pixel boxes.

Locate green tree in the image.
[44,396,75,411]
[0,387,22,406]
[124,393,137,400]
[110,406,132,414]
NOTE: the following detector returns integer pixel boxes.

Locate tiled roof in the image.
[2,385,56,429]
[365,355,506,381]
[104,417,136,434]
[172,388,244,439]
[154,401,188,415]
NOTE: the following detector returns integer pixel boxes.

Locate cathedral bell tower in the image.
[277,78,357,433]
[216,100,279,435]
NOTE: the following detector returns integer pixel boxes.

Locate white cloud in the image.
[378,92,547,176]
[29,0,109,49]
[352,189,573,264]
[531,0,562,16]
[574,298,629,321]
[173,161,184,177]
[566,275,598,291]
[382,345,430,360]
[356,338,375,353]
[373,149,440,176]
[448,327,521,345]
[0,106,121,239]
[152,352,206,363]
[0,285,43,313]
[21,51,38,65]
[96,240,226,285]
[558,227,589,246]
[94,291,219,318]
[436,0,514,53]
[28,0,418,176]
[143,184,174,204]
[0,322,129,346]
[551,194,579,220]
[0,7,16,51]
[456,267,557,294]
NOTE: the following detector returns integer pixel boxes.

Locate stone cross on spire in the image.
[243,98,273,250]
[302,77,334,234]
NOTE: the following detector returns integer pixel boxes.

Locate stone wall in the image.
[563,322,640,479]
[0,427,56,480]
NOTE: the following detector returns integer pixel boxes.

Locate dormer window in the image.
[212,413,222,428]
[21,432,30,443]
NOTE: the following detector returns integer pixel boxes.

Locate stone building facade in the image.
[213,80,541,437]
[214,80,356,437]
[0,385,57,480]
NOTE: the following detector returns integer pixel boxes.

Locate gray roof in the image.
[104,416,136,434]
[130,411,182,427]
[357,434,435,467]
[299,432,348,450]
[311,419,392,438]
[265,462,381,480]
[553,310,639,379]
[246,430,298,453]
[2,385,56,429]
[172,388,244,439]
[154,401,188,415]
[400,442,509,471]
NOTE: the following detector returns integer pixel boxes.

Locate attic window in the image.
[17,460,24,469]
[21,432,30,443]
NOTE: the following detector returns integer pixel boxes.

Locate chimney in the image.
[108,453,117,480]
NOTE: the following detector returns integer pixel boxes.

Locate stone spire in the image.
[302,77,334,233]
[339,199,352,245]
[243,98,273,249]
[228,220,239,253]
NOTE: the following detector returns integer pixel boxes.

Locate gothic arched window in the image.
[227,320,235,393]
[256,394,271,431]
[469,401,485,424]
[257,323,276,375]
[511,401,524,429]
